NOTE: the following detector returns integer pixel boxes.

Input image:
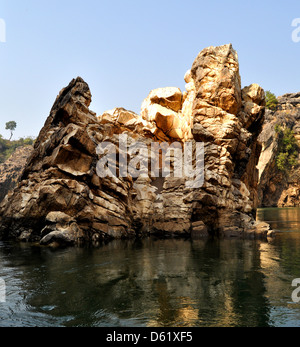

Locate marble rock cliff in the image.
[258,93,300,207]
[0,44,272,246]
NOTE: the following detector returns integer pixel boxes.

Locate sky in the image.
[0,0,300,139]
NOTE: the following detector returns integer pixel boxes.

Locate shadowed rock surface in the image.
[258,93,300,207]
[0,44,272,246]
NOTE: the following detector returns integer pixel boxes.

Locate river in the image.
[0,208,300,327]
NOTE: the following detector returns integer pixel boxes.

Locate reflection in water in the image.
[0,239,269,327]
[257,207,300,233]
[257,208,300,326]
[0,208,300,327]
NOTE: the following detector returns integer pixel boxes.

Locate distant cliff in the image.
[0,44,272,247]
[0,146,33,202]
[258,93,300,207]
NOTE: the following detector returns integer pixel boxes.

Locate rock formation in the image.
[258,93,300,207]
[0,146,33,202]
[0,44,272,247]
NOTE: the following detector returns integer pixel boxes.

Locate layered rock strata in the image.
[0,44,272,246]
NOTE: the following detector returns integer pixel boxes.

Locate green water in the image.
[1,208,300,327]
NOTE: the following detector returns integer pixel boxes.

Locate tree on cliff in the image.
[275,125,299,173]
[265,91,278,111]
[5,121,17,141]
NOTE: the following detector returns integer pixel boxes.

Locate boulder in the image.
[141,87,192,141]
[141,87,183,116]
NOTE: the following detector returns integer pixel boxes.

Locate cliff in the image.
[0,146,33,202]
[258,93,300,207]
[0,44,272,247]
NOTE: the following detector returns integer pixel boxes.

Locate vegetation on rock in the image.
[275,124,299,173]
[0,134,35,163]
[265,91,278,111]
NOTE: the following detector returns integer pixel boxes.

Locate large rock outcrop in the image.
[258,93,300,207]
[0,44,272,246]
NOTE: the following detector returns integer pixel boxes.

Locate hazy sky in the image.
[0,0,300,139]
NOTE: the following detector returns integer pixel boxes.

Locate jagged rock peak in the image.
[54,76,92,107]
[40,77,94,135]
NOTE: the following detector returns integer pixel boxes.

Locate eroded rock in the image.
[0,45,272,246]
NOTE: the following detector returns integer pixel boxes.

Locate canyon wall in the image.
[258,93,300,207]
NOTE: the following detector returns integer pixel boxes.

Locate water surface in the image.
[0,208,300,327]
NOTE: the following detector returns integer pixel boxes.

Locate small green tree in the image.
[5,121,17,141]
[275,125,299,173]
[265,91,278,111]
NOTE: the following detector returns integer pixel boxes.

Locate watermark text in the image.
[292,279,300,303]
[0,18,6,43]
[96,135,205,189]
[292,18,300,43]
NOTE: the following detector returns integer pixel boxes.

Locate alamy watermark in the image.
[292,18,300,43]
[96,135,205,189]
[0,278,6,303]
[0,18,6,43]
[292,279,300,303]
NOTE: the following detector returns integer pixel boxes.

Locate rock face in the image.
[0,44,272,246]
[190,45,266,238]
[0,146,33,203]
[258,94,300,207]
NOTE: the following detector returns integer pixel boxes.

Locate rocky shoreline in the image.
[0,44,274,247]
